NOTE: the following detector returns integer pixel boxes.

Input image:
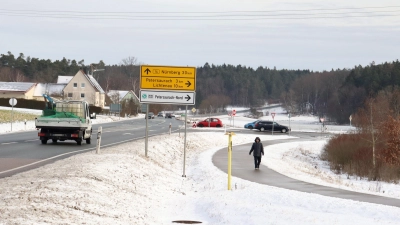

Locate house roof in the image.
[107,90,129,100]
[33,83,66,96]
[0,82,36,92]
[59,71,105,94]
[85,74,105,93]
[57,76,73,84]
[108,90,139,101]
[124,90,139,101]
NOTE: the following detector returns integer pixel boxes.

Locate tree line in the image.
[1,51,400,124]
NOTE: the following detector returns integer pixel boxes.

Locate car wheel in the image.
[52,139,58,143]
[260,127,265,131]
[281,128,287,133]
[248,126,253,129]
[197,124,203,127]
[216,124,221,128]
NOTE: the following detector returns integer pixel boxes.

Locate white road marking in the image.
[1,142,17,145]
[0,126,182,175]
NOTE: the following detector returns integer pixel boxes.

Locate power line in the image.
[0,5,400,14]
[0,13,398,20]
[1,9,400,18]
[0,12,399,20]
[0,6,399,21]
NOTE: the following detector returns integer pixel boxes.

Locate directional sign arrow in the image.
[144,68,151,75]
[185,81,191,87]
[185,95,191,101]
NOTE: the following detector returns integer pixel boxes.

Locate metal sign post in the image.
[232,109,236,127]
[225,131,235,190]
[139,64,196,168]
[288,111,291,135]
[182,105,188,177]
[271,112,276,135]
[145,104,149,157]
[9,98,17,131]
[192,107,196,121]
[349,115,352,126]
[321,118,325,134]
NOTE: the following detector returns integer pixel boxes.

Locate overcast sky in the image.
[1,0,400,71]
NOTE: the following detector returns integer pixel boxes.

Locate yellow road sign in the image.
[141,77,195,91]
[141,65,196,78]
[140,65,196,91]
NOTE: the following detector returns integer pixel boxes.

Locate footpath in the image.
[212,132,400,208]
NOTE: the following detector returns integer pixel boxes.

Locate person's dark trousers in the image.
[254,156,262,168]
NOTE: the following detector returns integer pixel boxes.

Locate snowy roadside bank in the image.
[0,133,400,224]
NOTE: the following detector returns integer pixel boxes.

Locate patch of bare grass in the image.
[0,110,38,123]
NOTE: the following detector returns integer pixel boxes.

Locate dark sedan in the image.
[165,113,175,118]
[254,120,289,133]
[145,112,155,119]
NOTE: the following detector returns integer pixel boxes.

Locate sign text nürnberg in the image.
[140,65,196,91]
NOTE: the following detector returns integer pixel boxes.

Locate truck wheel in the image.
[86,138,91,144]
[52,139,58,143]
[41,139,48,144]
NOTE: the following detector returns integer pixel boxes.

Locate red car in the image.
[196,118,223,127]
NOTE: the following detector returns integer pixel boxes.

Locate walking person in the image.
[249,137,264,169]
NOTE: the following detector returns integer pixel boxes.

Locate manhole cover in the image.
[172,220,202,224]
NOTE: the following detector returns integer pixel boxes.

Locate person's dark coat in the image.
[249,137,264,157]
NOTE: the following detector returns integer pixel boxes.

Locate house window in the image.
[81,83,85,88]
[68,93,73,97]
[73,83,77,88]
[81,93,85,98]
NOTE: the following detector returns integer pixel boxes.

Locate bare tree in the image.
[109,91,121,104]
[353,95,390,179]
[280,89,297,113]
[121,56,140,94]
[14,71,25,82]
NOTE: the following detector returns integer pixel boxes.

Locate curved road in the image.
[212,131,400,208]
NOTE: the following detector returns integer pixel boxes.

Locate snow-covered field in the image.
[0,106,399,224]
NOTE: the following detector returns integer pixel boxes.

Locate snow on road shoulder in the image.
[264,141,400,199]
[0,132,399,224]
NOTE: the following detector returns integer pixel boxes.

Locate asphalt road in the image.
[212,131,400,208]
[0,117,184,178]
